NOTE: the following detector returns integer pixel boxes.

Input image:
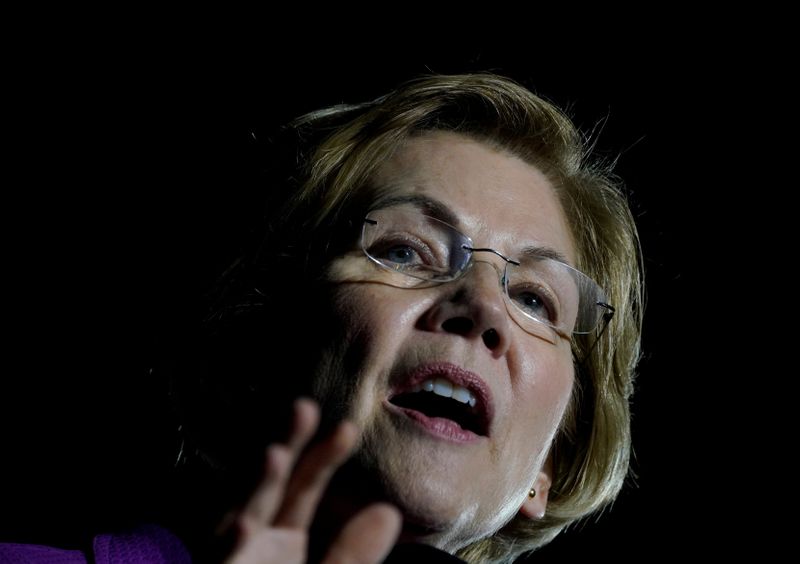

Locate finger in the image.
[240,398,321,528]
[238,444,294,533]
[274,420,359,528]
[286,397,320,452]
[225,527,306,564]
[322,503,402,564]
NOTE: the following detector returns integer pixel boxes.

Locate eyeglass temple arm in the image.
[599,302,615,321]
[577,302,615,364]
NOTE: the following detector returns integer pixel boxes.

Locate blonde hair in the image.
[264,73,643,562]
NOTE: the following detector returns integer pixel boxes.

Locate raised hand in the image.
[225,398,402,564]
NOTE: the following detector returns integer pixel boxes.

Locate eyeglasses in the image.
[361,205,614,341]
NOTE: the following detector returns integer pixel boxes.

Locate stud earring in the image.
[528,488,536,498]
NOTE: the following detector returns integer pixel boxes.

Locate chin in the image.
[354,429,498,551]
[393,480,470,529]
[395,494,492,553]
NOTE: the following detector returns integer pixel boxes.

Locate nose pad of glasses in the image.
[469,257,506,283]
[467,260,508,302]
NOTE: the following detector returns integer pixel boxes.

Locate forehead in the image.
[370,131,577,264]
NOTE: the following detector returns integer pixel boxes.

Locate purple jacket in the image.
[0,524,191,563]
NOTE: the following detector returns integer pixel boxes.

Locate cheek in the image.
[510,343,574,464]
[309,286,373,416]
[534,353,574,416]
[314,284,419,421]
[479,351,574,535]
[329,284,409,341]
[515,337,574,404]
[330,283,433,343]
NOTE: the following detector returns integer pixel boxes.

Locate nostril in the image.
[442,317,474,336]
[482,328,500,349]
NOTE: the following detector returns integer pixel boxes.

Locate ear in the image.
[519,455,553,520]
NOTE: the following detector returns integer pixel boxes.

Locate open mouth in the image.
[388,366,492,437]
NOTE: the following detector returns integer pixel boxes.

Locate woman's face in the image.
[316,131,576,551]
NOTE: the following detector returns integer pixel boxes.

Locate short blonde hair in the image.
[260,73,643,562]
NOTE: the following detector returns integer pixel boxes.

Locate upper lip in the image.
[388,361,495,436]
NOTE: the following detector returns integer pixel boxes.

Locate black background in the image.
[4,36,778,560]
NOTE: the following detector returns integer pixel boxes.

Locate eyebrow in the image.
[371,193,572,266]
[518,245,571,266]
[370,193,462,228]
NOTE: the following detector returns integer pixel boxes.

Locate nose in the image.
[419,261,512,356]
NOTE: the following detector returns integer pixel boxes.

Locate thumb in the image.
[322,503,402,564]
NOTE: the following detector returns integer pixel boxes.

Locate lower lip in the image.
[384,401,482,443]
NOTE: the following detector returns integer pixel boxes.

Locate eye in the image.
[507,283,559,325]
[384,244,419,265]
[368,233,439,269]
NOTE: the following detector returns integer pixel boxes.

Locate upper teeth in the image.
[411,378,477,408]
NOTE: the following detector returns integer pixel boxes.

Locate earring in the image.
[528,488,536,498]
